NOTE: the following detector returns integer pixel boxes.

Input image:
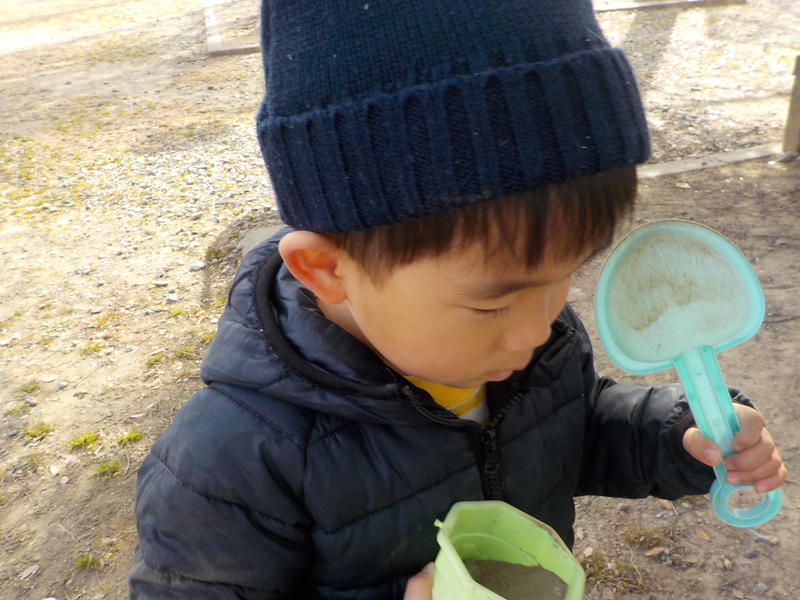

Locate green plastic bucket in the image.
[431,501,585,600]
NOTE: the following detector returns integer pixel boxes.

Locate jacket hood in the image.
[200,230,436,426]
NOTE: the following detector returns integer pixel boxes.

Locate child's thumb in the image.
[403,563,435,600]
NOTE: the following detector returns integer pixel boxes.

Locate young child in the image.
[129,1,786,599]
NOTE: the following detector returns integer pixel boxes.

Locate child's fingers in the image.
[730,404,765,452]
[725,447,787,487]
[682,426,721,466]
[751,465,788,494]
[723,432,777,473]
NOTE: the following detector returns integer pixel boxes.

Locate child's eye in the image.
[471,306,511,318]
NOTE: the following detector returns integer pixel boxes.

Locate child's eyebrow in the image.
[459,278,552,301]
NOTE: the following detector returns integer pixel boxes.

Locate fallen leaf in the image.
[601,587,616,600]
[696,529,711,541]
[658,498,673,509]
[644,546,667,557]
[733,589,745,599]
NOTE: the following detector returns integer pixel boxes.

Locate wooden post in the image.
[782,56,800,157]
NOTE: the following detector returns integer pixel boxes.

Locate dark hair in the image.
[332,165,637,283]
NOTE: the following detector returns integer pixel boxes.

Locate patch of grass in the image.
[19,379,40,394]
[94,460,120,478]
[169,307,184,317]
[95,310,122,328]
[24,454,43,473]
[215,293,228,306]
[79,341,102,354]
[0,310,23,328]
[173,346,196,358]
[23,421,55,441]
[6,402,31,416]
[623,525,667,549]
[0,496,5,506]
[199,330,215,344]
[205,245,224,261]
[115,429,142,447]
[47,319,72,332]
[68,431,101,450]
[144,352,165,366]
[74,553,100,570]
[580,550,651,594]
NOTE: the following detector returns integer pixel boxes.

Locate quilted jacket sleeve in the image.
[562,305,751,499]
[129,387,312,600]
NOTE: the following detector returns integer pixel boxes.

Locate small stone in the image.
[583,546,594,558]
[58,382,67,390]
[89,307,102,314]
[190,262,206,271]
[60,476,70,485]
[18,563,40,579]
[744,550,757,558]
[190,213,202,221]
[0,332,22,346]
[73,390,88,397]
[775,239,787,246]
[49,465,60,476]
[152,281,169,287]
[166,294,179,303]
[601,587,615,600]
[756,582,769,593]
[616,502,630,512]
[723,558,733,570]
[42,376,56,383]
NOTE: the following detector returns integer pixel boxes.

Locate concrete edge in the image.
[638,143,783,179]
[202,0,260,58]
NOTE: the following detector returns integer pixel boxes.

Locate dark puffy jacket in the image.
[129,231,721,600]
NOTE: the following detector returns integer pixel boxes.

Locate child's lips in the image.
[486,364,528,381]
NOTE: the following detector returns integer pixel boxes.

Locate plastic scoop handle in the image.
[673,346,781,527]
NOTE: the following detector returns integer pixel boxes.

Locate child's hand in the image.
[682,404,787,494]
[404,563,434,600]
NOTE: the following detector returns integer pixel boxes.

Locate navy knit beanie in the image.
[256,0,650,233]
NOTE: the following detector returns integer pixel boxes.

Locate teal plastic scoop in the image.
[595,220,781,527]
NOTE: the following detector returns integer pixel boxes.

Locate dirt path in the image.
[1,2,799,599]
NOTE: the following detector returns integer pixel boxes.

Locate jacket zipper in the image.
[402,386,525,502]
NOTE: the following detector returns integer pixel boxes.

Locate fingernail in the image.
[703,448,720,464]
[422,562,435,574]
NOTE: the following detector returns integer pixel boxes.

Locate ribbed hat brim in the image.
[257,46,649,233]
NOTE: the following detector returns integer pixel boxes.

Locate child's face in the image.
[333,238,591,389]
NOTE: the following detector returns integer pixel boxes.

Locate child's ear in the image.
[278,231,347,305]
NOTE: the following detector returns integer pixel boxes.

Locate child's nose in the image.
[498,311,552,353]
